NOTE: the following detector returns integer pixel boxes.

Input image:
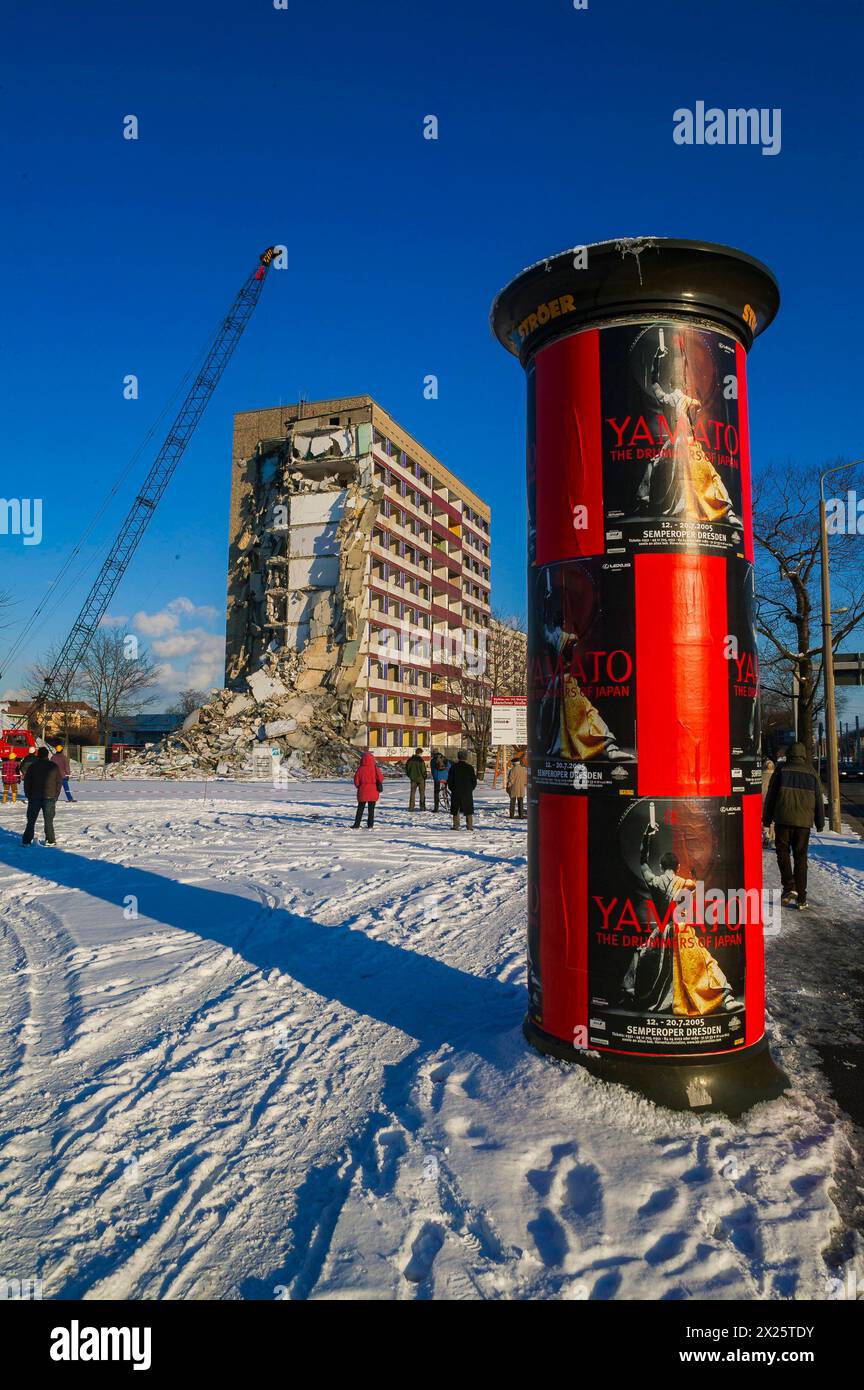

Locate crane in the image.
[14,246,279,723]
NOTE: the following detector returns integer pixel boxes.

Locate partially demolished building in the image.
[225,395,491,760]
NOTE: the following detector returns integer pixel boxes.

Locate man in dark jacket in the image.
[762,742,825,909]
[404,748,428,811]
[447,750,477,831]
[22,747,62,846]
[18,748,38,799]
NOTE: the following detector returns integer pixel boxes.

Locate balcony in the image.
[431,545,461,575]
[375,512,433,558]
[368,574,431,607]
[429,571,461,601]
[372,443,435,502]
[370,537,431,584]
[368,709,431,727]
[430,493,462,526]
[430,602,453,624]
[431,717,462,734]
[380,481,433,531]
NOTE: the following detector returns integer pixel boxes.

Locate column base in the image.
[523,1016,788,1117]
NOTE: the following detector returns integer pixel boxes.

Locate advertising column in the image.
[492,238,787,1113]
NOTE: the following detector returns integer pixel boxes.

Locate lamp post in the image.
[819,459,862,833]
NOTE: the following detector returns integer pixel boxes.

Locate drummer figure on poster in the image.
[636,329,741,527]
[621,804,741,1018]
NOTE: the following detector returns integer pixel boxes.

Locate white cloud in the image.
[99,613,129,629]
[151,630,224,661]
[133,597,219,639]
[151,633,200,659]
[1,687,30,701]
[153,643,225,697]
[121,598,225,700]
[133,609,178,637]
[167,596,218,622]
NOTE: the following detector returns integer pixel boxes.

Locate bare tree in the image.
[73,631,158,744]
[753,459,864,753]
[438,615,527,773]
[169,688,206,718]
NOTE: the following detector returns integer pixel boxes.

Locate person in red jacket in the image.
[2,755,21,804]
[353,749,383,829]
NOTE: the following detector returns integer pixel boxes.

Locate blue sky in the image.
[1,0,863,722]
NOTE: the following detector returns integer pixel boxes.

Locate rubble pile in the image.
[108,648,375,780]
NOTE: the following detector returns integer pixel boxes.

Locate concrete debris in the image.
[224,693,253,718]
[263,718,297,738]
[247,669,288,704]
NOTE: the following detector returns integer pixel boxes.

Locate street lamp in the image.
[819,459,863,832]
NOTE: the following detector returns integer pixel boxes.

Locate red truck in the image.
[0,728,38,763]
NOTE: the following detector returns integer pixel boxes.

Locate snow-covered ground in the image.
[0,779,861,1301]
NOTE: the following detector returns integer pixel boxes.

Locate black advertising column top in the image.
[490,237,780,365]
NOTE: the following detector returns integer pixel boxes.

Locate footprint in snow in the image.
[527,1208,569,1267]
[403,1221,445,1283]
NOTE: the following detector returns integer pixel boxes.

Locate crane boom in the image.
[26,246,278,715]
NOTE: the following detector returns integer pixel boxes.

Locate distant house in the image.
[108,713,184,748]
[0,699,100,743]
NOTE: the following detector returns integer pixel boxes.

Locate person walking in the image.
[761,757,775,845]
[431,751,450,812]
[2,755,21,805]
[506,751,528,819]
[447,750,477,831]
[353,749,383,829]
[52,744,76,802]
[762,742,825,910]
[404,747,428,811]
[22,747,62,846]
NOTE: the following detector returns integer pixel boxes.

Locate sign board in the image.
[491,696,527,746]
[835,653,864,687]
[253,743,282,774]
[81,745,106,765]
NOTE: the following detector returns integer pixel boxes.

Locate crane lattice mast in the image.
[25,246,278,716]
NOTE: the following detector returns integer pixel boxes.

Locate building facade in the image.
[0,699,99,743]
[226,396,491,758]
